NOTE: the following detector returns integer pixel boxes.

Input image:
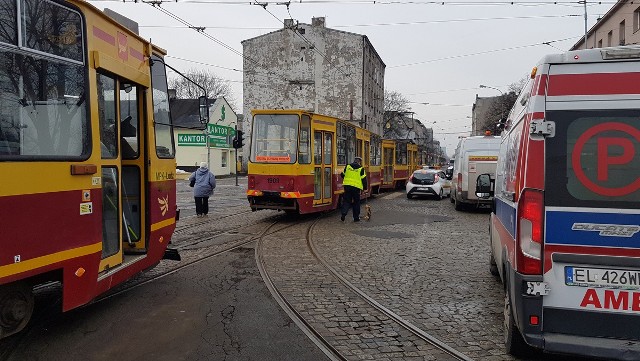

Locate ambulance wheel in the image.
[0,282,34,339]
[504,288,530,356]
[454,198,464,211]
[489,252,500,277]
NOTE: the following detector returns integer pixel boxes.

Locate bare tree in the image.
[383,89,411,112]
[481,77,527,135]
[169,68,235,104]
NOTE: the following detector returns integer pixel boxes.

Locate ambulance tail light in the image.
[517,189,544,275]
[249,176,255,189]
[457,173,462,192]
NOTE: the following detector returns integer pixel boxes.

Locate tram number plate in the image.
[267,177,279,183]
[565,266,640,289]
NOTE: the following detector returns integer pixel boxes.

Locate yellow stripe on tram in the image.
[150,218,176,232]
[0,242,102,279]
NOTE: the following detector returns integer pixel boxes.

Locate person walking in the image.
[340,156,367,222]
[189,162,216,217]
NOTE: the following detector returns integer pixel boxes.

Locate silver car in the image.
[405,169,452,200]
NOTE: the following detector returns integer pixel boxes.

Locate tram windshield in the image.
[251,114,299,164]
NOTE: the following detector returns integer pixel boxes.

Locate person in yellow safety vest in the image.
[340,156,368,222]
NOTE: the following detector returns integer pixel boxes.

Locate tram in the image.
[0,0,205,339]
[246,110,411,214]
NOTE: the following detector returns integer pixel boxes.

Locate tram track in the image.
[97,218,297,304]
[256,215,474,361]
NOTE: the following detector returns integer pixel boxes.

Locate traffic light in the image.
[233,130,244,149]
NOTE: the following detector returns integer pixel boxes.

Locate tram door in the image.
[313,131,334,205]
[383,147,394,185]
[364,141,370,184]
[97,73,145,272]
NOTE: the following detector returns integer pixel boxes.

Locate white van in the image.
[476,46,640,360]
[450,135,500,211]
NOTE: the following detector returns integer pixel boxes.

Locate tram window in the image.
[120,83,139,159]
[299,115,310,164]
[0,1,17,45]
[102,167,120,258]
[122,166,140,243]
[151,54,175,159]
[324,133,332,165]
[97,73,118,159]
[314,131,322,165]
[251,114,298,164]
[346,126,355,164]
[20,0,84,63]
[337,123,346,165]
[0,50,88,158]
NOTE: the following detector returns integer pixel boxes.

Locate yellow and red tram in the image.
[0,0,200,339]
[247,110,413,214]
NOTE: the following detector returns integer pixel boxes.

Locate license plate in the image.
[565,266,640,290]
[417,187,429,191]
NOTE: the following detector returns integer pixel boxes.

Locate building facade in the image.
[241,17,386,163]
[471,95,497,136]
[572,1,639,50]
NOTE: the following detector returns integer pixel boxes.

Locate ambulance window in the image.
[545,110,640,208]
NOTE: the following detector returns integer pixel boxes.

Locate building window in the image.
[221,150,227,167]
[635,7,640,32]
[598,39,603,48]
[607,31,613,46]
[620,20,626,45]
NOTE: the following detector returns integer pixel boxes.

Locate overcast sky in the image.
[87,0,615,156]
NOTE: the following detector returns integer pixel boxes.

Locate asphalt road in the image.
[0,242,327,361]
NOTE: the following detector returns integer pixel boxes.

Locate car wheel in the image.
[449,191,455,203]
[504,287,531,356]
[406,193,412,199]
[438,189,443,200]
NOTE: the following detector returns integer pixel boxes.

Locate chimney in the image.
[284,19,294,29]
[312,17,325,27]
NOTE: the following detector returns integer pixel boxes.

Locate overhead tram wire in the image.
[99,0,616,6]
[388,36,580,68]
[137,13,593,30]
[141,1,289,84]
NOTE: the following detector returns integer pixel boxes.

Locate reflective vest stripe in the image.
[343,165,364,189]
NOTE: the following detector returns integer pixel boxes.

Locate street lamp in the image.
[479,84,505,134]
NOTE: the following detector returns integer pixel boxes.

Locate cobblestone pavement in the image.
[112,179,586,360]
[259,190,587,361]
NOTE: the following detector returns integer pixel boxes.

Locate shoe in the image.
[340,214,346,222]
[354,218,360,222]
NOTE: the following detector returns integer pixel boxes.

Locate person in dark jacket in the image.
[340,156,367,222]
[189,162,216,217]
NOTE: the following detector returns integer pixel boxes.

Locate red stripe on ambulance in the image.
[548,72,640,96]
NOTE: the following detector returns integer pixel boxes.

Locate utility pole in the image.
[583,0,588,49]
[234,123,239,186]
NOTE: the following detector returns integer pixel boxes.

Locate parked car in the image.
[406,169,451,199]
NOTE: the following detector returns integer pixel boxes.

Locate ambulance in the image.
[476,46,640,359]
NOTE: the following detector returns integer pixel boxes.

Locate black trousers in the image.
[341,186,361,220]
[195,197,209,215]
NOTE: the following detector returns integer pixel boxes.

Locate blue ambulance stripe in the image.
[545,210,640,248]
[496,198,516,238]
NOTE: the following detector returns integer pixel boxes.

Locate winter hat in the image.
[200,162,208,169]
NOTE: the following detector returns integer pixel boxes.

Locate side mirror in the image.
[475,173,494,199]
[199,96,209,124]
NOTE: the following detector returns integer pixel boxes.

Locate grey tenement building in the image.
[241,17,386,149]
